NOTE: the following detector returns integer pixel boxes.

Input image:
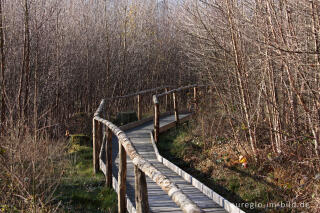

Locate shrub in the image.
[114,111,138,126]
[0,128,66,212]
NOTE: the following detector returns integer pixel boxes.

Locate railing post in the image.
[137,94,142,120]
[105,127,113,188]
[165,87,169,112]
[153,95,159,143]
[135,165,149,213]
[173,92,179,124]
[118,143,127,213]
[93,119,97,174]
[193,86,197,110]
[93,119,102,174]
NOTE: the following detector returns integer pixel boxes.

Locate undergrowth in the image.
[54,137,117,213]
[157,124,312,213]
[0,128,65,212]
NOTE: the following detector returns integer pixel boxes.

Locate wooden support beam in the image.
[106,127,113,188]
[193,87,197,110]
[118,143,127,213]
[137,94,142,120]
[93,119,102,174]
[93,119,97,174]
[135,165,149,213]
[165,87,169,112]
[154,101,159,143]
[173,92,179,124]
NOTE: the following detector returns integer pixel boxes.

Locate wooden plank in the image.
[147,115,241,213]
[135,165,150,213]
[179,114,192,124]
[120,112,170,132]
[159,121,176,134]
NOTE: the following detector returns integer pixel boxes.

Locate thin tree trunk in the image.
[0,0,6,135]
[311,0,320,157]
[18,0,30,123]
[226,0,257,159]
[23,0,30,123]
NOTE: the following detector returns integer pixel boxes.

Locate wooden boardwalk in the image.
[102,114,227,213]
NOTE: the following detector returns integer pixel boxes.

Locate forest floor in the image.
[54,135,117,213]
[157,123,298,213]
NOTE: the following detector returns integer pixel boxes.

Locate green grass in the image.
[70,134,92,147]
[158,125,288,213]
[55,136,117,213]
[157,124,202,168]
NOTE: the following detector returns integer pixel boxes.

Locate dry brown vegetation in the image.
[0,127,66,212]
[176,1,320,211]
[187,94,320,212]
[1,0,320,212]
[0,0,193,137]
[178,0,320,161]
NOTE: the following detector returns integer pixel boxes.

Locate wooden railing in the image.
[105,86,172,120]
[152,84,208,143]
[93,99,203,213]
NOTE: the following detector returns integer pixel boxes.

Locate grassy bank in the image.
[55,136,117,213]
[157,124,293,213]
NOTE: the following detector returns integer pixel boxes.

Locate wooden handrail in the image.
[93,99,203,213]
[152,84,210,143]
[106,86,173,100]
[155,84,208,98]
[155,84,197,98]
[104,85,172,121]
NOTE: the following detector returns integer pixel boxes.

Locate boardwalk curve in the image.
[93,85,245,213]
